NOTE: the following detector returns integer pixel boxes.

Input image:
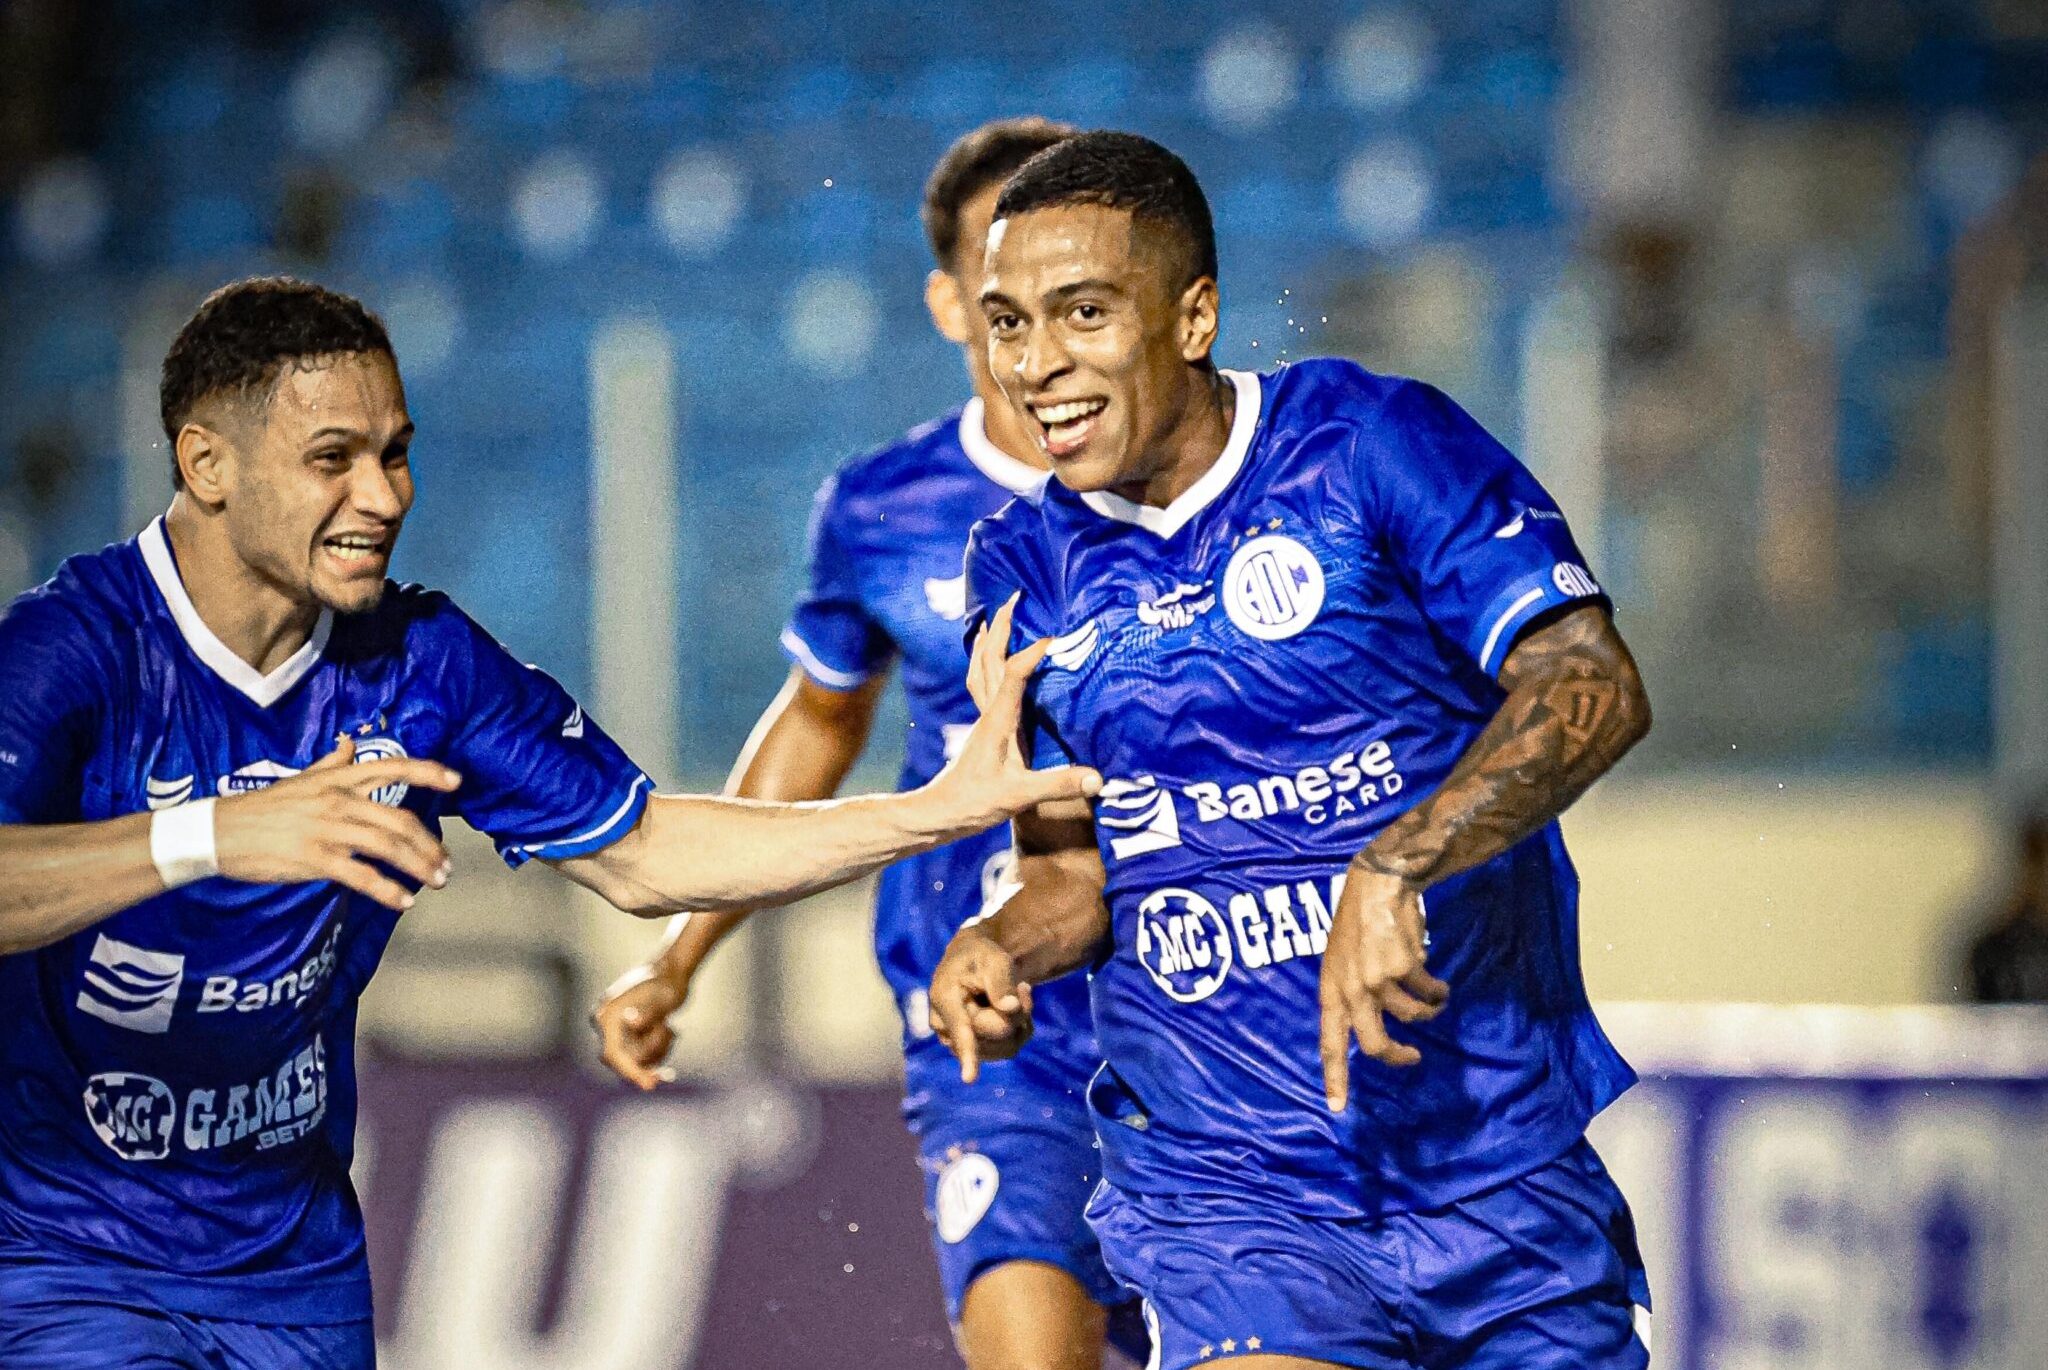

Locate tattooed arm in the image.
[1318,603,1651,1106]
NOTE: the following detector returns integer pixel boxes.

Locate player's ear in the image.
[1177,276,1221,365]
[926,269,973,346]
[174,423,232,510]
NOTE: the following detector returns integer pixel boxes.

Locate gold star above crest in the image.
[1267,516,1283,530]
[1245,525,1260,539]
[1247,1337,1263,1351]
[1197,1348,1213,1361]
[1221,1339,1237,1353]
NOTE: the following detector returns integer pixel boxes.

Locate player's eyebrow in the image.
[1043,278,1126,305]
[302,421,415,446]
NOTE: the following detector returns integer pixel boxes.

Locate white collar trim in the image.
[139,517,333,709]
[1078,369,1263,539]
[958,399,1048,495]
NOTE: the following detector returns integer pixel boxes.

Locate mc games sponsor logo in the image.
[1133,873,1345,1004]
[83,1036,330,1161]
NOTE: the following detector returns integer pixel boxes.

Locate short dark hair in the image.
[159,276,393,483]
[994,130,1218,287]
[921,116,1077,271]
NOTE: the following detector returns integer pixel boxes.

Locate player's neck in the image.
[1112,367,1235,510]
[163,500,324,675]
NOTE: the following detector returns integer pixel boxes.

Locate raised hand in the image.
[212,736,462,911]
[927,594,1101,832]
[928,923,1035,1084]
[590,966,685,1091]
[1318,863,1450,1109]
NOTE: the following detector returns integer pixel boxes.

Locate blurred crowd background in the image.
[5,4,2048,1367]
[3,0,2046,1051]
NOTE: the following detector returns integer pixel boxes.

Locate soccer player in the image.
[592,118,1146,1370]
[0,276,1095,1370]
[928,132,1656,1370]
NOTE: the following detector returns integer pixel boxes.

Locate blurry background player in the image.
[0,277,1092,1370]
[930,133,1653,1370]
[592,118,1148,1370]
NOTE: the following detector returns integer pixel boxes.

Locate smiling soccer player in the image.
[0,277,1093,1370]
[930,132,1654,1370]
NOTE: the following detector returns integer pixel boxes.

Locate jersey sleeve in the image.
[962,516,1077,769]
[0,592,105,825]
[779,473,894,691]
[1357,380,1610,677]
[435,603,653,868]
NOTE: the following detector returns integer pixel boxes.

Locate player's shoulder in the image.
[330,581,492,663]
[819,406,972,516]
[1260,356,1421,433]
[0,536,149,658]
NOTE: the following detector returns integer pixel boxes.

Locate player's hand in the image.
[212,737,462,912]
[591,965,685,1091]
[1319,861,1451,1106]
[928,924,1035,1084]
[926,594,1101,831]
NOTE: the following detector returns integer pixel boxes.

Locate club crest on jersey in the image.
[1223,535,1324,641]
[1134,888,1234,1004]
[1136,581,1215,632]
[351,734,410,807]
[934,1152,1000,1244]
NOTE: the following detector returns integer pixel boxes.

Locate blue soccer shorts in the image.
[0,1261,373,1370]
[914,1088,1136,1327]
[1086,1138,1651,1370]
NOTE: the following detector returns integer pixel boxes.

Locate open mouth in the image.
[321,531,391,569]
[1029,397,1108,459]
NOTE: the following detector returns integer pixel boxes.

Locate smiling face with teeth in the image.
[199,350,415,618]
[979,202,1229,505]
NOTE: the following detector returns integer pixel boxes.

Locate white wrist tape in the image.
[150,798,220,889]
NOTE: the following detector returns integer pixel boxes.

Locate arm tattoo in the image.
[1356,605,1650,887]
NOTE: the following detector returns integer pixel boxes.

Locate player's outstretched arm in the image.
[1320,603,1650,1101]
[592,666,884,1089]
[0,739,461,956]
[553,598,1101,919]
[929,799,1109,1083]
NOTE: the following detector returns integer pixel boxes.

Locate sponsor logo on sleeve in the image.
[923,575,968,622]
[76,934,185,1034]
[1553,563,1601,598]
[1223,535,1324,641]
[1098,776,1183,859]
[1493,506,1567,539]
[934,1152,1000,1244]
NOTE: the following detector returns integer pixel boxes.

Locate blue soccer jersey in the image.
[0,518,650,1324]
[781,401,1101,1117]
[964,360,1636,1219]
